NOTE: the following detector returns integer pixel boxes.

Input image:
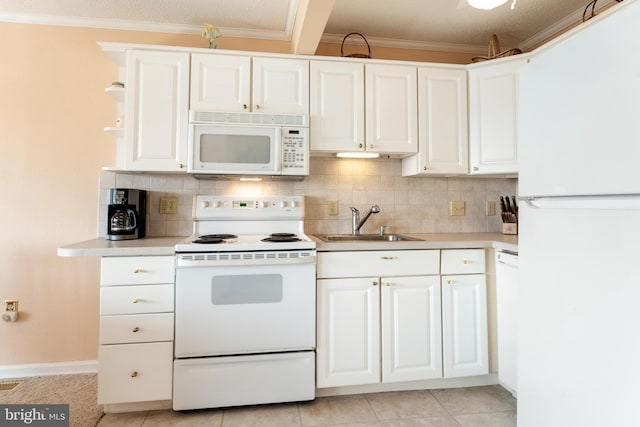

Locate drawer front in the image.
[100,313,174,344]
[98,342,173,404]
[318,250,440,278]
[441,249,486,274]
[100,284,174,315]
[101,256,175,286]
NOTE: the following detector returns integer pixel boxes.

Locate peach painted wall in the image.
[0,21,478,367]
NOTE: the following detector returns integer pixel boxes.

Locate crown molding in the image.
[321,33,487,54]
[0,12,292,41]
[516,0,616,51]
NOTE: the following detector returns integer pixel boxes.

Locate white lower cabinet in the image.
[316,249,488,389]
[441,274,488,378]
[98,256,175,405]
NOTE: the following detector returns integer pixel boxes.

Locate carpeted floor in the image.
[0,374,104,427]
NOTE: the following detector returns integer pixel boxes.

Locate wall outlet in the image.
[327,199,339,216]
[4,300,18,312]
[450,201,465,216]
[486,201,496,216]
[159,197,178,214]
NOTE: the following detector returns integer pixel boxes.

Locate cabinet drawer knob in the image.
[133,268,144,274]
[130,371,138,378]
[381,256,397,260]
[463,260,471,264]
[132,298,141,304]
[132,327,140,333]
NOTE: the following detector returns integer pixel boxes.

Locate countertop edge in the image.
[58,233,517,257]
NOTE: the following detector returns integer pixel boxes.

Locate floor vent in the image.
[0,381,21,391]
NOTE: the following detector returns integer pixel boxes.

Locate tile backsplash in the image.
[98,158,517,237]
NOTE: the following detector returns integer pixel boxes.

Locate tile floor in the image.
[97,385,517,427]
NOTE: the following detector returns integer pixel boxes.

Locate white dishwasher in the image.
[495,250,518,397]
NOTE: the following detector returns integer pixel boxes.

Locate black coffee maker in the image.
[106,188,146,240]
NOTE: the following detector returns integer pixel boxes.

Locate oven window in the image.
[211,274,283,305]
[200,134,271,164]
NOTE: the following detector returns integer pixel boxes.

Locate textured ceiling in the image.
[0,0,621,52]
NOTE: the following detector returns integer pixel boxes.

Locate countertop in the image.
[58,233,517,257]
[57,237,185,257]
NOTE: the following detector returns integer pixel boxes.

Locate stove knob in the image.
[213,200,222,208]
[260,201,269,208]
[291,200,299,208]
[280,200,289,208]
[202,201,210,208]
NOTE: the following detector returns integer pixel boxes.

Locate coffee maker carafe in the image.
[106,188,146,240]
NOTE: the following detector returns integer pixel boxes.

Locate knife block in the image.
[502,223,518,235]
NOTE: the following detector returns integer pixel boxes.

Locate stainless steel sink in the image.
[315,234,422,242]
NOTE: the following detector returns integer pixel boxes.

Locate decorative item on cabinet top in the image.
[202,23,222,49]
[341,32,372,58]
[471,34,522,63]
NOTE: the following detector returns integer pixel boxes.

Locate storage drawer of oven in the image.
[100,313,174,344]
[100,284,174,315]
[101,256,175,286]
[441,249,486,274]
[98,342,173,404]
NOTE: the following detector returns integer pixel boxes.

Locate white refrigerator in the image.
[517,1,640,426]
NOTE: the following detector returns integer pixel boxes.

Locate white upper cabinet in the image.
[366,64,418,155]
[310,61,365,153]
[310,61,417,156]
[252,57,309,115]
[124,50,190,171]
[468,57,525,175]
[402,67,468,176]
[190,54,309,115]
[190,54,250,112]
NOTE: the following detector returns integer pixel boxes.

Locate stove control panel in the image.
[194,195,305,220]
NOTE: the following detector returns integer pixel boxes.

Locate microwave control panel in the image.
[281,127,309,175]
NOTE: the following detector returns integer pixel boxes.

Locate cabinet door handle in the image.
[243,104,248,110]
[473,166,479,171]
[381,256,397,260]
[132,327,140,333]
[384,282,395,287]
[255,104,261,110]
[447,280,454,285]
[359,143,363,149]
[130,371,138,378]
[372,281,379,286]
[369,144,374,149]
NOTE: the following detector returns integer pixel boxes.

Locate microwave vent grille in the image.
[190,111,307,127]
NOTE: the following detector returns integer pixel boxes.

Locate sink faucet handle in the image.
[380,225,386,236]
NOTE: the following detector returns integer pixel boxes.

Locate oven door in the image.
[175,260,315,358]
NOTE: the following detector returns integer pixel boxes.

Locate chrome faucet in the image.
[350,205,380,235]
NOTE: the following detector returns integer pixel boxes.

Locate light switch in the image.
[327,199,339,216]
[486,201,496,216]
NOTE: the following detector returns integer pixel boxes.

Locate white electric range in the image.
[173,195,317,411]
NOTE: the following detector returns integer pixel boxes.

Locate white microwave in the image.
[188,111,309,178]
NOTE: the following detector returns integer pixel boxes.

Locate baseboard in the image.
[316,373,499,397]
[0,360,98,379]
